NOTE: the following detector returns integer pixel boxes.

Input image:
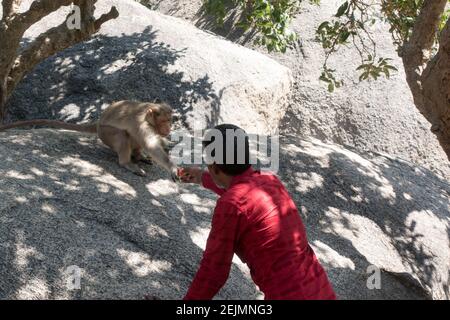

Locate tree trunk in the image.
[0,0,118,122]
[401,0,450,160]
[403,32,450,161]
[420,21,450,160]
[0,79,7,122]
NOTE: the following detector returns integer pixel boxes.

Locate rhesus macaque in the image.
[0,101,179,179]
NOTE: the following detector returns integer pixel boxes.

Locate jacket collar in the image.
[229,166,255,187]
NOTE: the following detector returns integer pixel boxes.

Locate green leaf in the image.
[318,21,330,30]
[328,82,335,92]
[385,65,398,71]
[335,1,349,18]
[359,72,369,81]
[339,30,350,43]
[370,71,379,80]
[356,64,368,71]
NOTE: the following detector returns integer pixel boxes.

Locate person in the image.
[179,124,336,300]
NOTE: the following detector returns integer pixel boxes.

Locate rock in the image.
[277,1,450,181]
[150,0,450,181]
[2,0,449,301]
[279,135,450,300]
[0,129,261,299]
[0,129,448,299]
[5,0,292,134]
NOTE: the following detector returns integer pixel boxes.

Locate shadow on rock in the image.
[278,134,450,300]
[6,26,221,131]
[0,129,257,299]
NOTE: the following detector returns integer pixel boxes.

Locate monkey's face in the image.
[155,114,172,137]
[147,103,173,137]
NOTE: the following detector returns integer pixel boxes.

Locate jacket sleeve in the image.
[184,200,240,300]
[201,171,226,195]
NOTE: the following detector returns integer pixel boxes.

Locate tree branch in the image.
[402,0,447,68]
[94,6,119,29]
[6,5,119,97]
[14,0,74,28]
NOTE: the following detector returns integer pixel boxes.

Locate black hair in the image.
[202,124,251,176]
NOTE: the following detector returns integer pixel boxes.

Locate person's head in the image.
[202,124,251,188]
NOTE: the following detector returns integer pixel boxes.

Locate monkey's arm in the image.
[142,135,178,180]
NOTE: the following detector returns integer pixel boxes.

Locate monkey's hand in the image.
[161,138,176,153]
[171,167,180,182]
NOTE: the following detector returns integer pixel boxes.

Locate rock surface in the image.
[0,129,448,299]
[4,0,292,134]
[151,0,450,180]
[279,136,450,300]
[1,0,449,301]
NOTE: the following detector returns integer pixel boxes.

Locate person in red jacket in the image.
[180,124,336,300]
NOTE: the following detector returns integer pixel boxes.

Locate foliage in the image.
[204,0,449,92]
[202,0,318,52]
[380,0,425,47]
[315,1,402,90]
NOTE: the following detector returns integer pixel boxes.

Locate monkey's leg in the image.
[130,144,153,166]
[118,145,148,177]
[134,153,154,165]
[98,125,147,176]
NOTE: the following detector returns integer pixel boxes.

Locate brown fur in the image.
[0,101,177,178]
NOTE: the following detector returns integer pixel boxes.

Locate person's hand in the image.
[178,166,203,184]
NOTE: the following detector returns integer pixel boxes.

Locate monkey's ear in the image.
[146,106,161,124]
[149,105,161,116]
[145,107,156,123]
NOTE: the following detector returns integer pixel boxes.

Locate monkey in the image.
[0,100,179,180]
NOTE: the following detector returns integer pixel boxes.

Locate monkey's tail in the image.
[0,119,98,134]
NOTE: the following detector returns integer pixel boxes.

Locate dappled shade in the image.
[0,130,448,299]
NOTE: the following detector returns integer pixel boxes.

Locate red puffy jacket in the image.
[184,167,336,300]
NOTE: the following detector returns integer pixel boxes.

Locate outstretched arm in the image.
[179,167,226,195]
[137,133,178,180]
[184,200,240,300]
